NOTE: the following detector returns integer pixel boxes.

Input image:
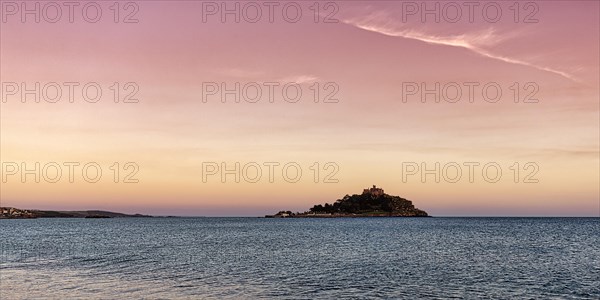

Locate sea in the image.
[1,217,598,299]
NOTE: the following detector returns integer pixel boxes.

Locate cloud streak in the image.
[278,75,319,84]
[215,68,318,84]
[344,16,577,81]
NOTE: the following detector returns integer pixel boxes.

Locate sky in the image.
[0,1,598,216]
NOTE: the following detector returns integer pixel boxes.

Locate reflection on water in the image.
[1,217,599,299]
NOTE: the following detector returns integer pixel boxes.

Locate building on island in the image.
[362,185,384,197]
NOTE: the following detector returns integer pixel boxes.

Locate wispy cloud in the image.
[278,75,319,84]
[343,15,577,81]
[216,68,318,84]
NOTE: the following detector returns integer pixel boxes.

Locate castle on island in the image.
[362,185,385,197]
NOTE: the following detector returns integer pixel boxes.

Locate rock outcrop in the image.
[267,185,429,218]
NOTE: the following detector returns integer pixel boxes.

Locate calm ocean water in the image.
[0,217,598,299]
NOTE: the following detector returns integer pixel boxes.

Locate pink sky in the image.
[1,1,598,216]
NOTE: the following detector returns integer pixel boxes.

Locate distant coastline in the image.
[0,207,152,219]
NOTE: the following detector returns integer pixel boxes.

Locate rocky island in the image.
[268,185,429,218]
